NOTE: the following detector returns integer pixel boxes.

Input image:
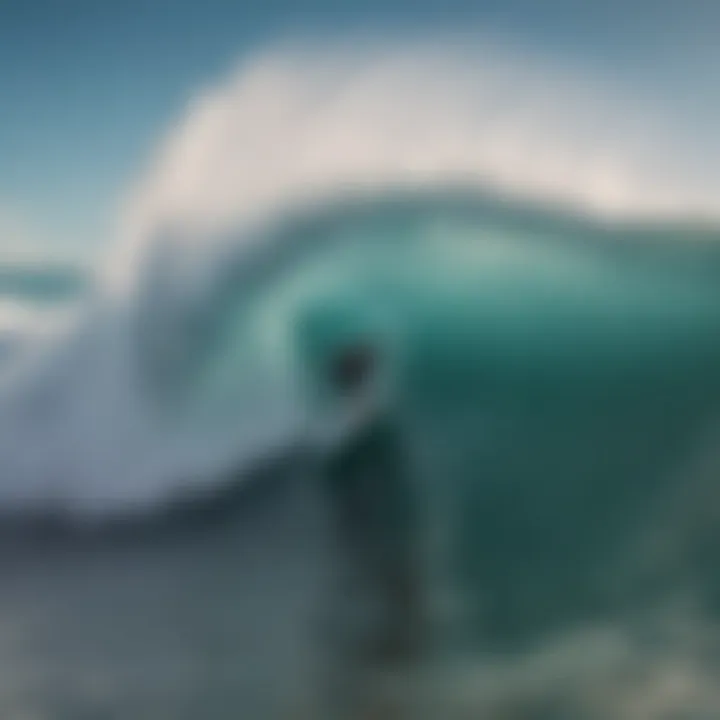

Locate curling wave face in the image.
[1,36,720,518]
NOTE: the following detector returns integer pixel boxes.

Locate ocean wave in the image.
[1,34,720,517]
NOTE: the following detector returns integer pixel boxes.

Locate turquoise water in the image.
[3,193,720,717]
[158,193,720,672]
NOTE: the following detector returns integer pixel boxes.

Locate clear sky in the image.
[0,0,718,262]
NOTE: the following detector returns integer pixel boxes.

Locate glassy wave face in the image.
[3,190,720,516]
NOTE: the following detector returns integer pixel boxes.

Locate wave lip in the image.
[115,34,720,290]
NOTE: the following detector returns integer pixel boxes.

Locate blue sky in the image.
[0,0,717,262]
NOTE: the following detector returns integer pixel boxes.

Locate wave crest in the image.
[114,34,720,291]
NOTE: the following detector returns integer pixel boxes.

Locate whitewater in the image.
[0,34,720,520]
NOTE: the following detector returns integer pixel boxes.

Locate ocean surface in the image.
[1,193,719,718]
[2,37,720,718]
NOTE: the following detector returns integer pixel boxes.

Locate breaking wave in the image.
[1,34,720,520]
[2,32,720,718]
